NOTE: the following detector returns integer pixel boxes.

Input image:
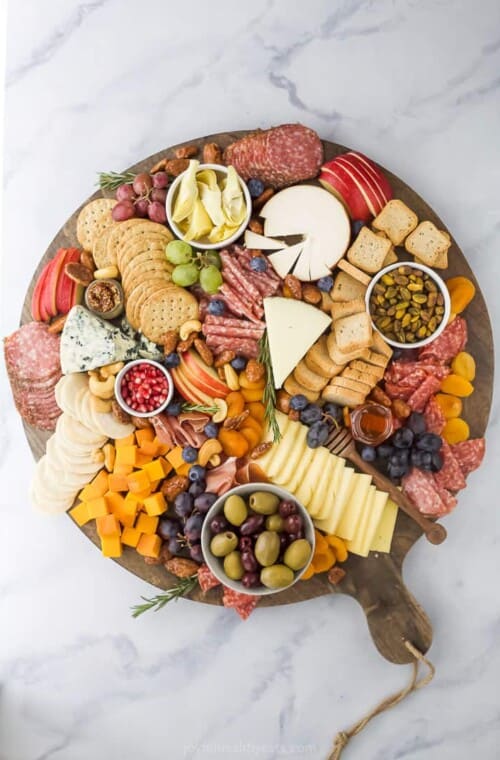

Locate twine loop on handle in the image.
[328,640,435,760]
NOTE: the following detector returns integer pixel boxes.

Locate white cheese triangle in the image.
[244,230,288,250]
[263,297,331,388]
[267,242,304,278]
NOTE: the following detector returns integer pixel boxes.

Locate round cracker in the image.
[122,256,171,292]
[112,220,173,265]
[119,236,171,271]
[76,199,116,251]
[106,218,146,266]
[140,286,199,343]
[93,224,119,268]
[126,278,172,329]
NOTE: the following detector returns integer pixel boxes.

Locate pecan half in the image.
[328,567,346,585]
[175,145,198,159]
[111,400,131,424]
[144,556,162,566]
[194,337,214,366]
[302,283,322,305]
[165,557,200,578]
[370,386,392,408]
[253,187,274,210]
[284,274,302,300]
[64,262,94,287]
[202,142,223,164]
[48,314,67,333]
[276,389,291,414]
[391,398,411,419]
[288,409,300,421]
[161,475,189,502]
[162,330,178,355]
[164,158,190,176]
[223,409,250,430]
[80,250,96,272]
[176,333,196,353]
[214,350,235,368]
[248,218,264,235]
[159,544,173,563]
[245,359,265,382]
[250,442,273,460]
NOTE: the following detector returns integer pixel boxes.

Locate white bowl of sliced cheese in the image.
[166,162,251,250]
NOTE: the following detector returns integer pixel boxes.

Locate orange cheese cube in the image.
[115,434,136,447]
[69,501,91,527]
[143,492,167,517]
[127,470,151,494]
[104,491,125,513]
[136,451,154,466]
[96,514,121,538]
[86,496,109,518]
[177,462,192,477]
[134,485,153,500]
[121,526,142,548]
[116,497,139,528]
[154,437,171,456]
[135,428,155,446]
[143,459,166,482]
[107,472,129,492]
[138,440,160,457]
[115,445,138,467]
[101,535,122,557]
[113,463,134,476]
[150,480,161,492]
[136,533,162,558]
[78,469,108,502]
[157,457,173,476]
[136,513,159,535]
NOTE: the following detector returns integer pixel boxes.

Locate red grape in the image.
[152,171,169,189]
[112,200,135,221]
[135,198,149,218]
[148,201,167,223]
[133,172,153,195]
[116,183,136,202]
[151,187,167,204]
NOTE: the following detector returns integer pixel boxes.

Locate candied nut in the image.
[202,142,223,164]
[217,366,226,382]
[175,145,198,159]
[150,158,167,173]
[48,314,67,333]
[328,566,346,585]
[223,410,250,430]
[176,333,196,353]
[284,274,302,300]
[131,415,153,429]
[391,398,411,419]
[144,555,162,566]
[214,350,235,368]
[248,218,264,235]
[288,409,300,421]
[111,399,131,424]
[159,543,173,563]
[245,359,265,382]
[276,389,291,414]
[194,338,214,367]
[64,262,94,287]
[162,330,178,355]
[370,386,392,408]
[253,187,274,210]
[80,250,95,272]
[164,158,190,176]
[161,475,189,502]
[302,283,322,305]
[179,319,202,341]
[165,557,200,578]
[250,442,273,460]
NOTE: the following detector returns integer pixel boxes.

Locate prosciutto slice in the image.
[206,457,238,495]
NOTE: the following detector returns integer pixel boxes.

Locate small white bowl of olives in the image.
[200,483,315,596]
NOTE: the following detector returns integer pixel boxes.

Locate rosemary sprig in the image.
[258,332,281,443]
[131,575,198,618]
[181,402,219,415]
[98,170,136,191]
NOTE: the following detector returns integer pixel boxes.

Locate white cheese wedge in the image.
[336,473,372,541]
[263,297,331,388]
[314,465,355,534]
[244,230,288,250]
[370,498,398,553]
[267,242,304,278]
[260,185,350,281]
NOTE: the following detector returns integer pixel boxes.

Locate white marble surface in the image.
[1,1,500,758]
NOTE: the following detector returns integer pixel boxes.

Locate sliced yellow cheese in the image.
[267,420,301,480]
[284,438,315,493]
[358,490,389,556]
[257,412,290,468]
[336,473,372,541]
[308,454,339,519]
[370,498,398,553]
[274,423,308,486]
[295,446,331,509]
[345,485,381,556]
[314,465,355,534]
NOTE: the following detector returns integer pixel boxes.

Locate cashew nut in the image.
[90,393,112,413]
[223,363,240,391]
[90,448,105,463]
[99,361,125,378]
[208,453,221,467]
[212,398,228,423]
[102,443,116,472]
[88,374,115,399]
[179,319,202,341]
[198,438,223,467]
[94,265,119,280]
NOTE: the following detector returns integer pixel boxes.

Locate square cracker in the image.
[404,221,451,269]
[347,227,392,274]
[372,199,418,245]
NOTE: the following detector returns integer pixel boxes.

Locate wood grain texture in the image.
[19,133,494,664]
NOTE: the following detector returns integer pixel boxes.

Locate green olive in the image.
[254,531,280,567]
[223,494,248,526]
[265,514,283,532]
[210,531,238,557]
[283,539,312,571]
[260,564,295,589]
[248,491,280,515]
[223,551,244,580]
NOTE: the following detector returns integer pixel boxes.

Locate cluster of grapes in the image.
[289,395,344,448]
[165,240,223,294]
[112,172,169,224]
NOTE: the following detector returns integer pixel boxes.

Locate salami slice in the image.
[220,251,262,306]
[385,360,450,385]
[432,483,458,514]
[384,381,413,401]
[424,396,446,434]
[197,564,221,593]
[205,334,260,358]
[204,315,265,335]
[434,440,466,491]
[4,323,61,381]
[450,439,485,477]
[219,284,262,323]
[402,468,447,516]
[407,375,442,412]
[222,587,258,620]
[419,316,467,363]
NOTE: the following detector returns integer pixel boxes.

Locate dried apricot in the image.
[312,548,336,573]
[435,393,463,419]
[451,351,476,381]
[247,401,266,423]
[218,428,250,457]
[442,417,470,444]
[314,529,329,554]
[239,426,261,449]
[241,387,264,402]
[440,373,474,397]
[325,535,348,562]
[446,276,476,314]
[239,370,266,390]
[225,390,245,417]
[300,563,315,580]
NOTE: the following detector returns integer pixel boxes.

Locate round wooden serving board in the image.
[21,133,494,664]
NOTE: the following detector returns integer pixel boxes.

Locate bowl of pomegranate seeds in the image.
[114,360,173,418]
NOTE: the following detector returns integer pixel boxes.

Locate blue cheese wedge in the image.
[61,306,138,374]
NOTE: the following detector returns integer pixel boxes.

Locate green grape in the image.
[203,251,222,270]
[166,240,194,266]
[199,264,223,294]
[172,263,200,287]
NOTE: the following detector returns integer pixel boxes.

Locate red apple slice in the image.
[345,152,393,206]
[319,164,371,221]
[40,253,64,321]
[171,365,215,405]
[181,349,229,397]
[55,248,81,314]
[334,157,385,216]
[31,260,52,321]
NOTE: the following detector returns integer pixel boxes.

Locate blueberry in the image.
[306,421,329,449]
[361,445,377,462]
[387,463,408,481]
[182,445,198,463]
[247,178,265,198]
[352,219,366,236]
[188,464,206,483]
[390,449,409,467]
[317,275,334,292]
[419,451,434,471]
[415,432,443,452]
[249,256,268,272]
[164,352,180,369]
[377,443,394,459]
[323,402,343,423]
[431,451,444,472]
[300,404,323,425]
[188,481,205,497]
[411,448,424,468]
[207,299,225,316]
[407,412,427,435]
[290,394,309,411]
[230,356,247,371]
[393,427,414,449]
[204,421,219,438]
[165,399,182,416]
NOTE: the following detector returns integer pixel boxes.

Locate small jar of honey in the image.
[350,403,393,446]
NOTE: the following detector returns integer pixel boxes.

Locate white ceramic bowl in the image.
[201,483,316,596]
[114,359,173,418]
[165,163,252,250]
[365,261,451,350]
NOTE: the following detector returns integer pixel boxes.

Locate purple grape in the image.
[283,514,303,534]
[184,513,203,542]
[279,500,297,518]
[133,172,153,195]
[148,201,167,223]
[174,491,193,519]
[112,200,135,222]
[152,171,169,189]
[134,198,149,218]
[194,492,217,514]
[241,572,260,589]
[116,183,136,202]
[189,543,203,563]
[157,517,182,541]
[151,187,167,204]
[188,481,205,497]
[168,536,183,555]
[210,515,229,534]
